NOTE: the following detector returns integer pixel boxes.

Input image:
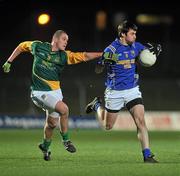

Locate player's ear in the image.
[54,37,58,43]
[52,36,58,44]
[121,33,126,38]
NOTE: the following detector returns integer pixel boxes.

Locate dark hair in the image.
[118,21,138,37]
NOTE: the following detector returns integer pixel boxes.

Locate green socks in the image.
[41,132,69,151]
[42,139,52,151]
[60,132,69,141]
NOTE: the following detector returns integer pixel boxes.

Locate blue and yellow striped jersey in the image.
[101,38,145,90]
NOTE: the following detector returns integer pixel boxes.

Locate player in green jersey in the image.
[2,30,102,161]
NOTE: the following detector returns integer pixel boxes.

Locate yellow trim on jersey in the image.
[33,71,60,90]
[117,59,135,65]
[44,80,60,90]
[18,41,33,52]
[65,50,86,65]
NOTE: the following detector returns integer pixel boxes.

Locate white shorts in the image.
[104,86,142,112]
[31,89,63,118]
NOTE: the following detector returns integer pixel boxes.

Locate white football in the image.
[139,49,157,67]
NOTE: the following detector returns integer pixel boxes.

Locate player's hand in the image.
[95,58,105,74]
[95,52,119,73]
[95,63,105,74]
[103,52,119,65]
[2,61,11,73]
[145,43,162,56]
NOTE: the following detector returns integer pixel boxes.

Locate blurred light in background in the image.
[113,12,127,29]
[37,13,50,25]
[96,11,107,30]
[136,14,173,25]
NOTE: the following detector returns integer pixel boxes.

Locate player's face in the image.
[57,33,69,51]
[125,29,136,44]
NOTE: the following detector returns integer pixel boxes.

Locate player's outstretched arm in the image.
[66,51,102,65]
[84,52,103,61]
[2,41,33,73]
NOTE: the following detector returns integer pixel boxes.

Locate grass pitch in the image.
[0,129,180,176]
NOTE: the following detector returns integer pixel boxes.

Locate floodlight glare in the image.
[38,13,50,25]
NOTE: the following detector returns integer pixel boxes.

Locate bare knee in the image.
[47,118,58,129]
[56,101,69,116]
[130,105,146,130]
[61,105,69,116]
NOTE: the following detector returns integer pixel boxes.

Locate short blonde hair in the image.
[52,30,67,39]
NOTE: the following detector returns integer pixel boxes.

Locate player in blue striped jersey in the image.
[86,21,161,163]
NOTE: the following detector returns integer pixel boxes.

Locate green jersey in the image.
[31,41,67,91]
[18,41,86,91]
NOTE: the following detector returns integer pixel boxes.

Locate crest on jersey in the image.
[130,50,135,57]
[125,53,128,58]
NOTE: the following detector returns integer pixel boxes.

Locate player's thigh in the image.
[125,86,143,110]
[129,104,146,127]
[124,87,145,126]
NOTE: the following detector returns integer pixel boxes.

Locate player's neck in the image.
[51,47,58,52]
[119,38,128,46]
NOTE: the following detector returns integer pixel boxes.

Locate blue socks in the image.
[143,148,151,158]
[94,102,101,111]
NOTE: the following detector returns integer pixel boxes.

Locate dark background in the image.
[0,0,180,115]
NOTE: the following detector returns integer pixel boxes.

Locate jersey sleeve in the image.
[18,41,42,54]
[104,41,117,53]
[135,42,146,52]
[65,50,86,65]
[18,41,33,52]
